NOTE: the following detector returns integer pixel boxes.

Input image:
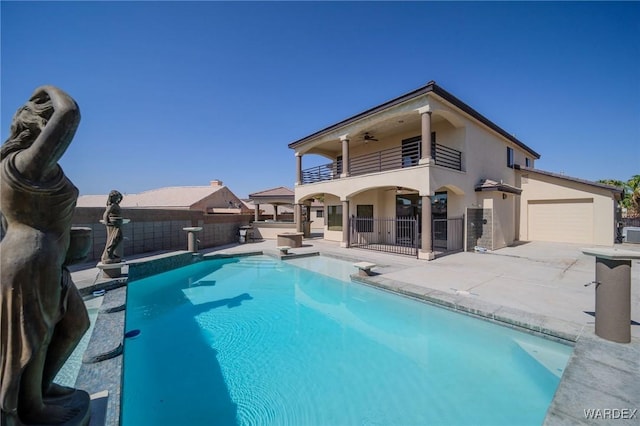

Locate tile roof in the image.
[518,167,625,195]
[77,185,225,208]
[474,179,522,195]
[248,186,294,197]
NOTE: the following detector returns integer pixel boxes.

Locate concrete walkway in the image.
[72,239,640,425]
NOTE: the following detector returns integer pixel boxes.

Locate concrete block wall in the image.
[466,208,493,251]
[72,207,252,261]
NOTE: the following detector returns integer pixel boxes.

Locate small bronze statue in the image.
[101,190,125,264]
[0,86,91,425]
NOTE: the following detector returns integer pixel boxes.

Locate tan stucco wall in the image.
[517,172,616,245]
[309,208,324,230]
[251,222,297,240]
[295,165,431,202]
[475,191,516,250]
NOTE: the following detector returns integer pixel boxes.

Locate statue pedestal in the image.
[96,261,126,278]
[581,247,640,343]
[183,227,203,252]
[1,389,91,426]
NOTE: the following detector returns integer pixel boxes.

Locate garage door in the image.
[528,199,594,244]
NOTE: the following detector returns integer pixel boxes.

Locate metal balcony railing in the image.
[300,139,462,184]
[432,142,463,171]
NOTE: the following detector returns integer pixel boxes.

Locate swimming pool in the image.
[122,255,572,425]
[55,295,103,387]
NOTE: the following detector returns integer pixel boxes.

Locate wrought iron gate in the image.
[349,216,419,257]
[349,216,464,258]
[433,216,464,253]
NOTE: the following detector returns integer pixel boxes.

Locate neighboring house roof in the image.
[249,186,294,197]
[77,181,246,209]
[517,167,625,199]
[127,186,225,208]
[475,179,523,195]
[77,186,223,208]
[248,186,295,205]
[288,80,541,159]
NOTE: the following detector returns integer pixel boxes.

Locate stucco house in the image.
[288,81,622,259]
[77,180,250,214]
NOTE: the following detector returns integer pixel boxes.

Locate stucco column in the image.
[273,205,278,221]
[254,203,260,222]
[417,105,432,164]
[294,203,303,232]
[295,152,302,185]
[419,195,434,260]
[340,134,350,178]
[341,200,349,248]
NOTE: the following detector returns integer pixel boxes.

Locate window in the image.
[315,209,323,218]
[356,205,373,232]
[507,147,514,168]
[327,205,342,231]
[525,157,530,167]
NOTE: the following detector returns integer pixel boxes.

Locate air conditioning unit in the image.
[622,227,640,244]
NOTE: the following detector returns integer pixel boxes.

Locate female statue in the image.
[0,86,90,425]
[101,190,125,263]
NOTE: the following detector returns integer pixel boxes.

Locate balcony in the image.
[301,139,462,185]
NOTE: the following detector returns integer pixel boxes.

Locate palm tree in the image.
[599,175,640,217]
[628,175,640,215]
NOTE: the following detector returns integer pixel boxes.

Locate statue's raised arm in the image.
[7,85,80,182]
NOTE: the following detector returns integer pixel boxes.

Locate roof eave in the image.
[288,81,436,149]
[288,81,540,160]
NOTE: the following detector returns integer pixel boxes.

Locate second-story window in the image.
[507,147,514,168]
[525,157,530,167]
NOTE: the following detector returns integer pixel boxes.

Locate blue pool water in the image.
[122,255,572,426]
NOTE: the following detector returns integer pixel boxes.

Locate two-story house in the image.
[288,81,621,259]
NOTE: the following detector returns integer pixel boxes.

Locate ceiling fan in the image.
[363,132,378,142]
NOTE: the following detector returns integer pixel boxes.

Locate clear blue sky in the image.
[2,1,638,198]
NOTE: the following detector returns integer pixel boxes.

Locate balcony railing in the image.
[432,143,462,171]
[300,139,462,185]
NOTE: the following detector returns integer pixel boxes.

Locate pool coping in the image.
[74,250,639,426]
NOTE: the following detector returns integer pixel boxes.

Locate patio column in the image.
[341,200,349,248]
[340,134,350,178]
[295,152,302,185]
[295,203,303,232]
[254,203,260,221]
[417,105,432,164]
[419,194,435,260]
[273,205,278,221]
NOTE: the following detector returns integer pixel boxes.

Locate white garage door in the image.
[528,199,594,244]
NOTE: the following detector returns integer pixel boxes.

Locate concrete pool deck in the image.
[71,239,640,425]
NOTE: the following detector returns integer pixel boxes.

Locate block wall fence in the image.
[72,208,253,261]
